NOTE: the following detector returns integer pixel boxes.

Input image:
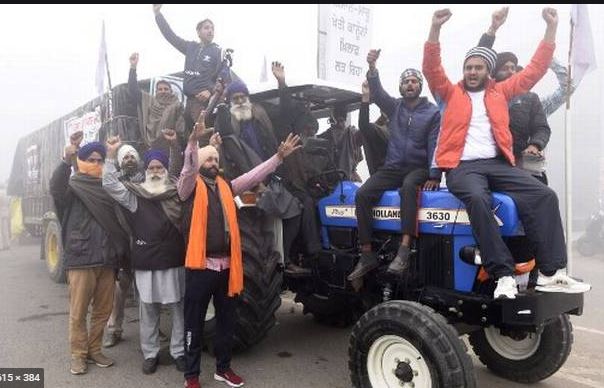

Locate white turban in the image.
[117,144,140,165]
[197,145,219,169]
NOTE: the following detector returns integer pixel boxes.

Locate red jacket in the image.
[423,40,555,169]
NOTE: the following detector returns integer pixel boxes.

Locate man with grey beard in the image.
[102,136,189,375]
[224,80,279,163]
[103,133,180,348]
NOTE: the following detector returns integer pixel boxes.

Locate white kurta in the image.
[135,266,185,304]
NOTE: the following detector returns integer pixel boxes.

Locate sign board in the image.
[63,106,102,148]
[317,4,372,87]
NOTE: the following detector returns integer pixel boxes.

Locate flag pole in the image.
[103,20,114,129]
[565,12,574,274]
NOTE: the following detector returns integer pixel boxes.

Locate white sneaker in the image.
[535,269,591,293]
[494,276,518,299]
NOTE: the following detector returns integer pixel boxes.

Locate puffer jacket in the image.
[422,40,554,169]
[367,72,441,179]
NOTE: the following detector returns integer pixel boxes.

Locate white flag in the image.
[571,4,597,84]
[260,55,268,83]
[95,20,108,96]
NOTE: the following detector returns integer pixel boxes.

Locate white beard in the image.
[230,100,253,121]
[141,171,169,195]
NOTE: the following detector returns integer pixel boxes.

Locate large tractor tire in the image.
[43,219,66,283]
[349,300,476,388]
[468,314,573,383]
[205,208,282,352]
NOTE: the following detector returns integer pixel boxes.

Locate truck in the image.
[8,74,584,387]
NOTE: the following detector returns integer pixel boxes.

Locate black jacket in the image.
[477,33,551,156]
[49,162,122,270]
[359,102,388,175]
[508,92,551,157]
[124,197,185,271]
[181,178,233,255]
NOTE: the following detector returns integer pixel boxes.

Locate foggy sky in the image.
[1,4,603,224]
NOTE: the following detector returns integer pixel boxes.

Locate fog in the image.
[1,3,603,232]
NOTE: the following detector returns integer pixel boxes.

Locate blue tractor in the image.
[284,179,583,387]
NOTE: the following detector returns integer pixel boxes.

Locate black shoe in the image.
[284,262,312,277]
[347,251,379,281]
[174,356,186,372]
[387,245,410,275]
[142,357,159,375]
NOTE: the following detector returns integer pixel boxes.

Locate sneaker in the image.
[87,352,114,368]
[70,357,87,375]
[536,269,591,293]
[387,245,410,275]
[214,369,244,387]
[347,251,379,281]
[174,355,186,372]
[102,331,122,348]
[494,276,518,299]
[184,376,201,388]
[142,356,159,375]
[284,262,312,277]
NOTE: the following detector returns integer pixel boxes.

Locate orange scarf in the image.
[185,176,243,296]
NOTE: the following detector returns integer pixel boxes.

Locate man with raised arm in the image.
[348,50,441,281]
[178,112,301,388]
[423,8,590,299]
[153,4,224,134]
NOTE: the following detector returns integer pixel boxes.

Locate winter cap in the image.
[400,68,423,87]
[464,46,497,73]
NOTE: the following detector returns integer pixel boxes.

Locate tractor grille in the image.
[417,235,454,288]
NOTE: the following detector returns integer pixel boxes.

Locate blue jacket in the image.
[368,71,441,179]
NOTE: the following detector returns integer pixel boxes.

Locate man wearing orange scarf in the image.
[178,113,300,388]
[49,132,129,375]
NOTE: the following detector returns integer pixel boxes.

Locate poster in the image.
[318,4,372,88]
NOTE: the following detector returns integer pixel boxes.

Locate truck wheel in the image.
[349,300,476,388]
[234,209,283,351]
[44,219,66,283]
[468,314,572,383]
[576,237,597,257]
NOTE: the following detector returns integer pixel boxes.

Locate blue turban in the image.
[143,149,169,170]
[226,80,249,102]
[77,141,106,161]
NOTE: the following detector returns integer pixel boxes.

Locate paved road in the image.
[1,242,603,387]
